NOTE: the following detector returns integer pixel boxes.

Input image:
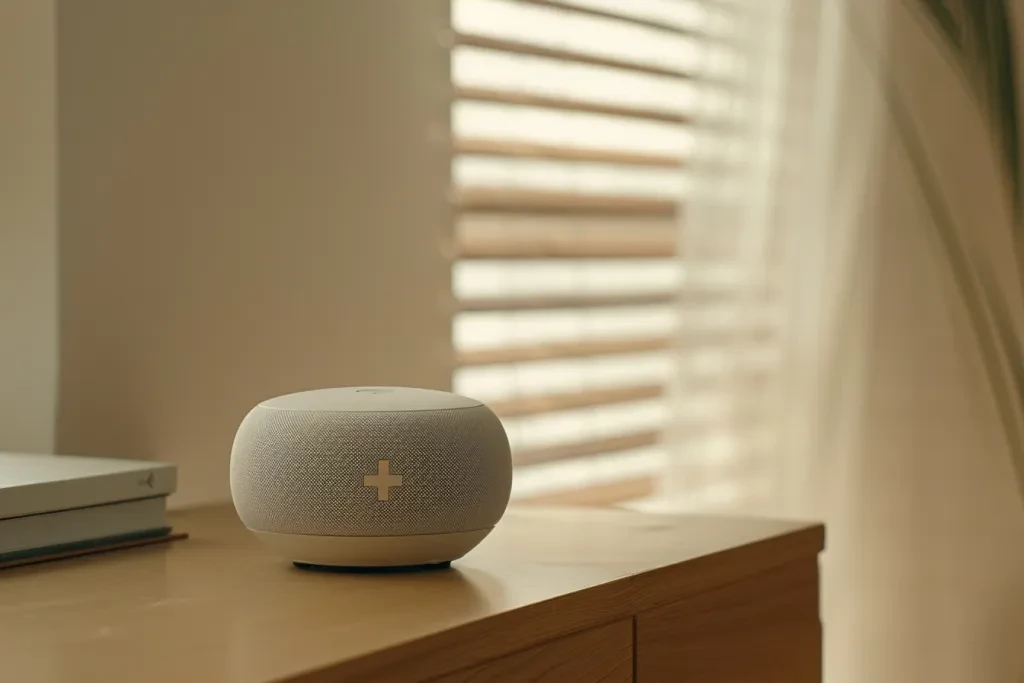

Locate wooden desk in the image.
[0,506,824,683]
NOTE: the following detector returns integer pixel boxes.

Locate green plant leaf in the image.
[914,1,1024,490]
[977,266,1024,486]
[916,0,1023,226]
[920,0,962,48]
[890,95,1024,503]
[849,3,1024,503]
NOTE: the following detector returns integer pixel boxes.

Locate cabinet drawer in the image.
[637,558,821,683]
[432,618,633,683]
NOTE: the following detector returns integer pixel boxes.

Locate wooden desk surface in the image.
[0,505,823,683]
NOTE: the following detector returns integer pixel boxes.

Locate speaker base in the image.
[251,528,493,568]
[293,560,452,574]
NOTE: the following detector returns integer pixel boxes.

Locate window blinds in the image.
[450,0,740,505]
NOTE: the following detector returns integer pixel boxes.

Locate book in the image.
[0,452,176,520]
[0,529,187,569]
[0,496,170,562]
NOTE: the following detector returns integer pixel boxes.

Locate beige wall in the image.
[56,0,454,506]
[0,0,58,454]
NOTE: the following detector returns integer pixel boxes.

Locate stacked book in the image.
[0,452,177,564]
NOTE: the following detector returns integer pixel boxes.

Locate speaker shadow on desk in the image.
[281,561,507,623]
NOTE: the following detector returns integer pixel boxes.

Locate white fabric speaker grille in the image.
[230,404,512,537]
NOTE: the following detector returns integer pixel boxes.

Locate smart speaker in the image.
[229,387,512,569]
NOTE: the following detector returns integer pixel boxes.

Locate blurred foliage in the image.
[916,0,1024,501]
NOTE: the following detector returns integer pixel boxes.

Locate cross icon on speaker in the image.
[363,459,403,501]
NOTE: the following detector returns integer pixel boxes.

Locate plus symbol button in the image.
[363,460,403,501]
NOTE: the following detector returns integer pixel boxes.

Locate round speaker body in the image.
[230,387,512,568]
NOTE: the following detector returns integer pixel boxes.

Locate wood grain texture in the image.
[430,619,632,683]
[638,558,821,683]
[454,33,696,81]
[456,86,690,124]
[295,510,822,683]
[0,506,822,683]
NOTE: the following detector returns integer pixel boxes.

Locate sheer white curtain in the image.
[651,1,1024,681]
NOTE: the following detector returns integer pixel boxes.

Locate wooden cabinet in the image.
[0,506,823,683]
[638,559,821,683]
[433,620,633,683]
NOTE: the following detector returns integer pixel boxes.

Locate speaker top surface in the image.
[260,387,483,413]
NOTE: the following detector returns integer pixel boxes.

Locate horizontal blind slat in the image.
[456,86,691,124]
[508,0,705,39]
[515,430,661,466]
[490,384,664,417]
[674,327,774,349]
[457,336,671,365]
[455,33,698,81]
[458,292,677,311]
[457,241,676,259]
[455,138,684,167]
[456,188,679,216]
[517,475,656,506]
[457,234,676,259]
[449,0,724,503]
